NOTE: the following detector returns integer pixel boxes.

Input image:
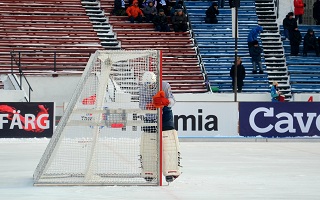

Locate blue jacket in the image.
[270,85,279,102]
[247,26,263,42]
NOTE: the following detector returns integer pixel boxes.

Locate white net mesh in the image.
[33,50,161,186]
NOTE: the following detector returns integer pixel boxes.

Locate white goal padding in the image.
[33,50,162,186]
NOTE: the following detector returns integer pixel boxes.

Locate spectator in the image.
[126,0,144,23]
[313,0,320,25]
[205,2,219,24]
[289,27,302,56]
[175,0,184,10]
[172,9,188,32]
[270,81,281,102]
[143,1,157,23]
[230,57,246,93]
[247,26,263,50]
[303,28,319,56]
[167,5,176,18]
[143,0,157,8]
[156,0,168,13]
[129,0,145,8]
[294,0,305,24]
[112,0,126,16]
[282,12,297,40]
[249,40,263,74]
[153,9,170,32]
[217,0,225,8]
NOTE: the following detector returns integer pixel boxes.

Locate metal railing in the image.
[183,1,211,92]
[10,51,33,102]
[274,0,279,18]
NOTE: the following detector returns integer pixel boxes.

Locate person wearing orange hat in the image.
[126,0,144,23]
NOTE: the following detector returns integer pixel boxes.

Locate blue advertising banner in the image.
[0,102,55,138]
[239,102,320,137]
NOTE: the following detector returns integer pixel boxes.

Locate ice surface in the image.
[1,138,320,200]
[0,1,318,199]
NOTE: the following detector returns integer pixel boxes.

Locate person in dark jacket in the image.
[303,28,319,56]
[172,9,188,32]
[153,9,170,32]
[282,12,297,40]
[205,2,219,24]
[143,1,157,23]
[289,27,302,56]
[112,0,126,16]
[313,0,320,25]
[247,26,263,50]
[249,40,263,74]
[230,57,246,93]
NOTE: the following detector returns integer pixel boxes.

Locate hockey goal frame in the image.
[33,50,163,186]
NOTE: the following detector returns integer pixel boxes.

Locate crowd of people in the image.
[283,11,320,57]
[112,0,188,32]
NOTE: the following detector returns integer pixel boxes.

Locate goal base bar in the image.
[34,183,159,186]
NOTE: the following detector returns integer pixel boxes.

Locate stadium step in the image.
[81,0,120,50]
[98,0,208,93]
[255,0,292,100]
[185,0,269,94]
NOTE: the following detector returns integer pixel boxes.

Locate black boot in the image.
[165,176,179,183]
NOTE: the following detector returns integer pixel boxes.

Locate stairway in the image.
[99,0,208,93]
[81,0,120,49]
[255,0,291,98]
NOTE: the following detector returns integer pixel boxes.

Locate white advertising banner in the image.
[172,102,238,137]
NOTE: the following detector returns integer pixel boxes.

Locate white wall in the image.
[22,75,81,116]
[0,90,26,102]
[11,75,272,116]
[293,93,320,101]
[175,93,271,102]
[277,0,294,25]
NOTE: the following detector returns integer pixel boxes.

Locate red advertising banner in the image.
[0,102,54,138]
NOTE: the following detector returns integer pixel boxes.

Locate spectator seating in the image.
[185,0,270,92]
[0,0,104,75]
[280,25,320,93]
[101,0,208,93]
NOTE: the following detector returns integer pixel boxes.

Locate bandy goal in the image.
[33,50,163,186]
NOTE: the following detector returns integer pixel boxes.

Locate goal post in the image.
[33,50,162,186]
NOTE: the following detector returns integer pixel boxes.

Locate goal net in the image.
[33,50,162,186]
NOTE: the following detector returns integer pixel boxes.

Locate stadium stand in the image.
[100,0,208,93]
[280,25,320,93]
[0,0,110,75]
[185,0,270,93]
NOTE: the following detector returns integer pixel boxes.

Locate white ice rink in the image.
[1,139,320,200]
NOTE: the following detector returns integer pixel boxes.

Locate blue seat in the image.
[185,0,268,93]
[280,23,320,93]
